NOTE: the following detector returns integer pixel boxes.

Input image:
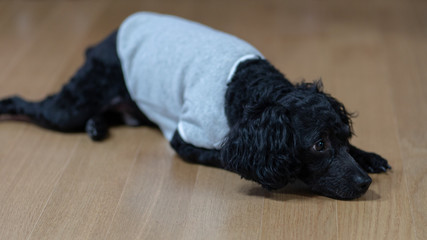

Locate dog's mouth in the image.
[310,178,372,200]
[305,172,372,200]
[315,188,366,200]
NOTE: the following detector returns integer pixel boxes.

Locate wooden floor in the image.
[0,0,425,239]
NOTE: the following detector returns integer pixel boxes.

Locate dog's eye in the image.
[313,140,326,152]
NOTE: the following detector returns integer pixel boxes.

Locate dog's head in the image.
[221,81,371,199]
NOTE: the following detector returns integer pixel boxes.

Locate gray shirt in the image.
[117,12,262,149]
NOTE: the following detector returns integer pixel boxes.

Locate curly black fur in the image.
[0,30,391,200]
[0,31,155,140]
[221,60,298,189]
[218,59,391,199]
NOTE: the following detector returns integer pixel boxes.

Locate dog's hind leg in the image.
[0,55,115,132]
[0,96,40,123]
[0,94,95,131]
[0,31,154,140]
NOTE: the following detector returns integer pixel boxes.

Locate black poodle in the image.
[0,13,390,199]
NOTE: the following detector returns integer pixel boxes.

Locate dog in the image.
[0,12,390,199]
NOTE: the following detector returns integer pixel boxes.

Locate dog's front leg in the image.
[170,130,222,168]
[349,145,391,173]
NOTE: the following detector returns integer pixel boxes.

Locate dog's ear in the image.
[325,93,355,136]
[220,100,300,190]
[312,79,355,136]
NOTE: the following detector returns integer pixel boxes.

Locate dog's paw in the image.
[85,118,108,141]
[356,152,391,173]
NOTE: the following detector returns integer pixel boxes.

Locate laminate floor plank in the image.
[380,1,427,238]
[0,1,425,239]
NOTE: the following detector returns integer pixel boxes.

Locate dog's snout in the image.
[353,175,372,193]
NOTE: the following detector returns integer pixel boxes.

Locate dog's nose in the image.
[354,175,372,193]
